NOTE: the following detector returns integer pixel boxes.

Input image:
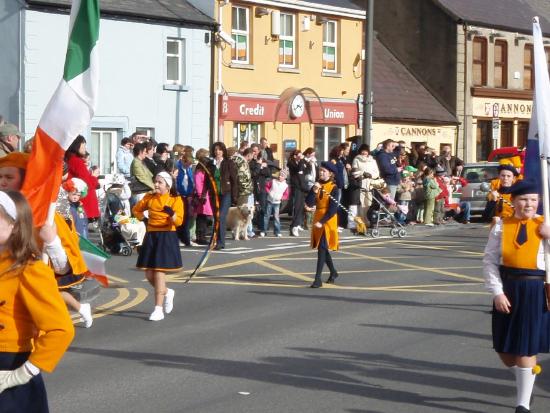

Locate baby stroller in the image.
[97,176,141,256]
[365,188,407,238]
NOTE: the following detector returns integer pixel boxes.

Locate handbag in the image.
[191,181,208,210]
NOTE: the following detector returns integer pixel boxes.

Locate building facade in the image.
[212,0,365,161]
[373,0,550,162]
[0,0,215,174]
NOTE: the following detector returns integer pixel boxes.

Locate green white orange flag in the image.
[22,0,100,226]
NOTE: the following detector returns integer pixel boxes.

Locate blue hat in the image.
[498,164,519,177]
[320,160,338,175]
[509,179,539,197]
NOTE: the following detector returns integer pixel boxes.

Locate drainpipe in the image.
[213,1,226,143]
[463,23,469,161]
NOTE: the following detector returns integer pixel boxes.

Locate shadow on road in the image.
[68,345,511,413]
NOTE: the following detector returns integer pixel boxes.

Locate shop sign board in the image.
[472,97,532,118]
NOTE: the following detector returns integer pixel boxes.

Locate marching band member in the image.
[133,171,183,321]
[306,161,340,288]
[483,179,550,413]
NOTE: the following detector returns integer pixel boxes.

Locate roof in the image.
[302,0,364,12]
[373,38,458,124]
[433,0,550,35]
[25,0,216,29]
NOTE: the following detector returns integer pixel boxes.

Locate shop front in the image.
[372,122,458,153]
[218,92,358,161]
[471,97,532,161]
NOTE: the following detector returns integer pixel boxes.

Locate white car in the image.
[459,162,499,215]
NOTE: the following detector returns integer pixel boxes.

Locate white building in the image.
[0,0,216,173]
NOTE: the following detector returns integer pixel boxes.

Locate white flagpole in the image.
[533,17,550,285]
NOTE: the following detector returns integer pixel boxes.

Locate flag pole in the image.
[541,156,550,282]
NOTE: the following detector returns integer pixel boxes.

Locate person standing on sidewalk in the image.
[287,149,308,237]
[133,172,183,321]
[0,191,74,412]
[306,162,340,288]
[423,167,441,226]
[483,179,550,413]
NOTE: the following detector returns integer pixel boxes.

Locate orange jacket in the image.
[0,252,74,372]
[310,181,339,251]
[133,192,184,231]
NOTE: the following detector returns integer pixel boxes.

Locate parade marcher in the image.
[484,164,519,223]
[65,135,100,222]
[0,152,94,328]
[483,179,550,413]
[133,172,183,321]
[0,123,23,157]
[306,161,340,288]
[0,191,75,413]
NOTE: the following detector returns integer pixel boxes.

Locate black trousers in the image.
[291,188,305,229]
[196,214,212,243]
[314,245,337,282]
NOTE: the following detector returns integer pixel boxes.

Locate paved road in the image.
[47,224,550,413]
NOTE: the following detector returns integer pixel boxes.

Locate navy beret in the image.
[509,179,540,197]
[320,161,338,175]
[498,164,519,177]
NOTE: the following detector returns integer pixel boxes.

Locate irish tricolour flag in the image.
[22,0,99,226]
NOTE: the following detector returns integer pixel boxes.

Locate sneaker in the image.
[276,233,283,237]
[297,226,304,231]
[260,232,265,237]
[164,288,175,314]
[189,241,199,247]
[149,306,164,321]
[79,303,93,328]
[248,233,256,239]
[291,227,300,237]
[425,223,435,227]
[337,227,344,233]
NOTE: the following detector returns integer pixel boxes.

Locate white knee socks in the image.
[510,366,536,409]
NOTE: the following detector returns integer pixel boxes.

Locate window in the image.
[231,6,249,63]
[476,121,492,161]
[494,40,507,88]
[89,129,118,175]
[279,13,296,67]
[472,37,487,86]
[233,123,261,148]
[322,20,337,72]
[166,38,185,85]
[314,126,345,161]
[524,44,534,90]
[135,127,155,139]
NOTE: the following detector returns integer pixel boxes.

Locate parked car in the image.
[459,162,499,215]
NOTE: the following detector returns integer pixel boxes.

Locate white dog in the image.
[226,204,255,240]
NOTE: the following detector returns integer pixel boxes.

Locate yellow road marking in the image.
[106,274,129,284]
[392,242,484,256]
[338,250,483,282]
[256,260,314,282]
[91,288,148,319]
[71,288,129,321]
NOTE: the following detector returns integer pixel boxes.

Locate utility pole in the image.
[362,0,374,146]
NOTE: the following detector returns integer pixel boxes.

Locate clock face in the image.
[290,95,305,118]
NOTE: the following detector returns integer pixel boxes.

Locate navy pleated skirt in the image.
[0,352,49,413]
[136,231,182,271]
[492,278,550,356]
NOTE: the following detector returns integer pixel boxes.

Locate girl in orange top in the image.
[306,161,340,288]
[133,172,184,321]
[0,191,74,412]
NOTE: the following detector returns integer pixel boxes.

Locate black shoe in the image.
[310,280,322,288]
[515,406,530,413]
[326,273,339,284]
[214,244,224,250]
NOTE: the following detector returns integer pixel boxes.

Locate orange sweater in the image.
[132,192,184,231]
[0,252,74,372]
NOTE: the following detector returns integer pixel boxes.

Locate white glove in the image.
[0,365,34,393]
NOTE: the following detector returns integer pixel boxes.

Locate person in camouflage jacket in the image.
[232,148,254,205]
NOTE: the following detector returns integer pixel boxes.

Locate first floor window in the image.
[472,37,487,86]
[231,6,250,63]
[323,20,337,72]
[166,38,185,85]
[233,123,261,148]
[314,126,345,161]
[279,13,295,67]
[89,129,119,175]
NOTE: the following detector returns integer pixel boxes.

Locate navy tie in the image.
[516,223,527,245]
